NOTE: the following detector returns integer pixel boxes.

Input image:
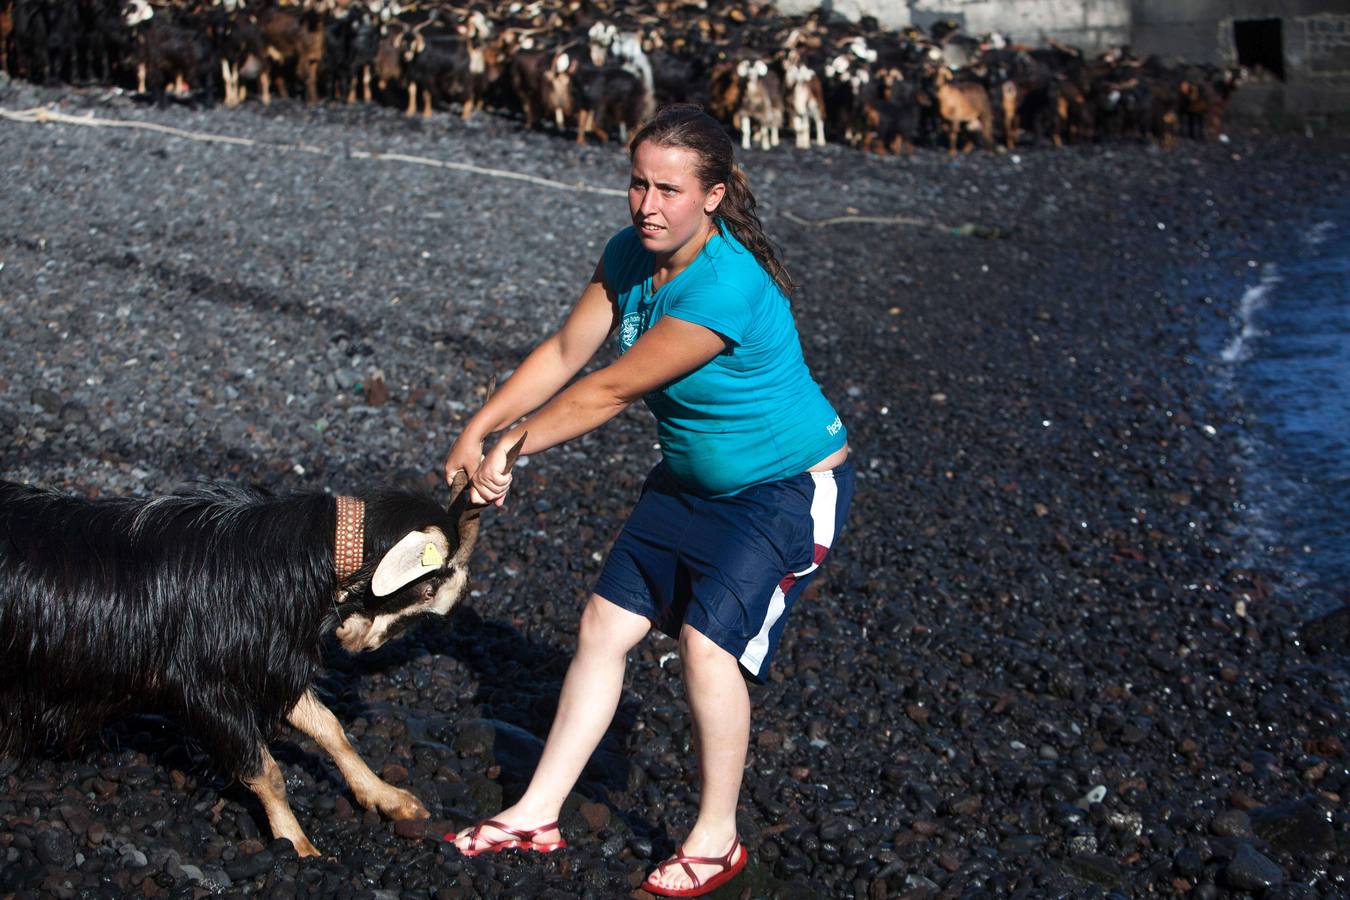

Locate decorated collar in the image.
[334,496,365,579]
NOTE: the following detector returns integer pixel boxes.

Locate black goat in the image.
[0,447,519,856]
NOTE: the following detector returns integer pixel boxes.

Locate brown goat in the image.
[934,66,993,154]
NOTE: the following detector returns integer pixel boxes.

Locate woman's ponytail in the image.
[718,164,795,297]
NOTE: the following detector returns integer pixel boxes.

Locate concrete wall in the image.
[1132,1,1350,125]
[776,0,1350,123]
[777,0,1131,51]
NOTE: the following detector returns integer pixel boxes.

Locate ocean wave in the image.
[1220,266,1280,364]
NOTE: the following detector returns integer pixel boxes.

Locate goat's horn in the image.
[449,432,527,517]
[450,432,527,562]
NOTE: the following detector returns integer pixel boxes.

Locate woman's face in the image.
[628,141,726,262]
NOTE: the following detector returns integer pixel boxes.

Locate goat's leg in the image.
[220,59,233,106]
[405,81,417,117]
[241,745,321,858]
[287,689,429,821]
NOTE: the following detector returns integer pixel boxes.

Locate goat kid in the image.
[785,56,826,149]
[0,443,521,857]
[734,57,783,151]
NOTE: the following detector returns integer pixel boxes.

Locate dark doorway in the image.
[1234,18,1284,80]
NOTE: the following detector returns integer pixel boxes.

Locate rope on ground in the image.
[782,210,1005,237]
[1,104,1003,231]
[0,105,627,199]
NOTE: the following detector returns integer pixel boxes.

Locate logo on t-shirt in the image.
[620,312,642,350]
[826,415,843,436]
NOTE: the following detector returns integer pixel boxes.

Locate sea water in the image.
[1219,201,1350,616]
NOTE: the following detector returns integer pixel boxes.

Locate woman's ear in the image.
[704,182,727,215]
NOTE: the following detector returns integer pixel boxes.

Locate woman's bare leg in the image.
[451,594,649,851]
[645,625,750,891]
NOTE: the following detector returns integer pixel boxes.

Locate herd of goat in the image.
[0,0,1243,153]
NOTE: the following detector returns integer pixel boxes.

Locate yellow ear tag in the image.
[421,543,444,568]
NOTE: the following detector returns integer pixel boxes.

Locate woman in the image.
[443,105,853,897]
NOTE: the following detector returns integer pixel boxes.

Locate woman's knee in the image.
[678,625,735,671]
[577,594,649,656]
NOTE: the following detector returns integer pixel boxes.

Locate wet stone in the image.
[1221,843,1285,892]
[1210,809,1253,838]
[1250,800,1336,856]
[1063,853,1123,888]
[33,828,73,868]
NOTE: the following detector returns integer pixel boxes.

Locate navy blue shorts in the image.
[593,460,855,683]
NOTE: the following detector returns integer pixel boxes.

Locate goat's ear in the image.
[371,528,450,597]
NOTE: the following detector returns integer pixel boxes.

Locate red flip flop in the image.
[642,835,748,897]
[443,819,566,856]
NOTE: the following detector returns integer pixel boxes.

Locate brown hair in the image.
[629,104,795,296]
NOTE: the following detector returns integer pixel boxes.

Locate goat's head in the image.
[123,0,153,27]
[333,435,525,653]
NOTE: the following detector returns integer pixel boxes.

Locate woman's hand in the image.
[444,430,485,489]
[469,436,516,507]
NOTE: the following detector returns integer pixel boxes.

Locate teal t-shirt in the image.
[603,224,847,497]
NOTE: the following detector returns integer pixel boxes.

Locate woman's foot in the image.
[643,830,746,896]
[445,804,564,855]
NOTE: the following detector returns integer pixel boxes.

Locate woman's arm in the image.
[444,259,616,483]
[469,313,727,502]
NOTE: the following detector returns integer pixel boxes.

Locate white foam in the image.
[1304,220,1336,248]
[1220,266,1280,364]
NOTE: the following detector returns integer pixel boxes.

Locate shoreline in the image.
[2,82,1349,897]
[1202,190,1350,622]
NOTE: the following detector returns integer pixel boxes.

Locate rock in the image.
[224,849,273,882]
[365,371,390,406]
[1210,809,1253,838]
[998,835,1044,854]
[1074,785,1106,810]
[33,827,73,868]
[30,387,61,413]
[1062,853,1123,888]
[1249,800,1336,856]
[578,801,609,832]
[1301,606,1350,654]
[394,819,430,840]
[1221,843,1284,892]
[1173,847,1203,879]
[57,806,91,837]
[756,730,784,752]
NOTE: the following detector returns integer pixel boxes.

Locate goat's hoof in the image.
[294,837,322,858]
[380,789,430,821]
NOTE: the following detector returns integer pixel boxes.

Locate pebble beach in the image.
[2,78,1349,898]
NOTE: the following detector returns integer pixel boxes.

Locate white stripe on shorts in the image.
[739,469,840,676]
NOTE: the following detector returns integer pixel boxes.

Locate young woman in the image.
[443,105,853,898]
